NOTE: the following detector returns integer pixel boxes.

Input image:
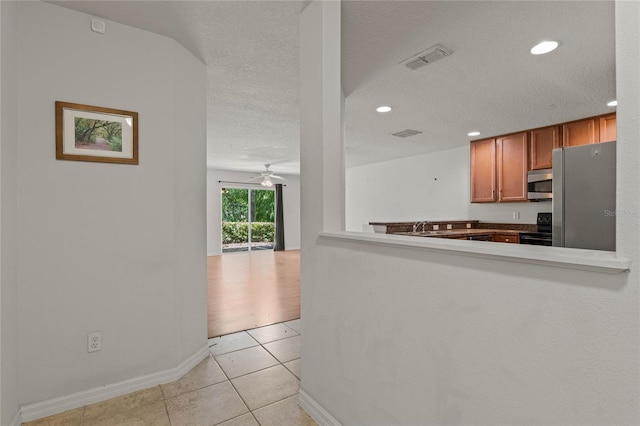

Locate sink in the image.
[396,231,438,236]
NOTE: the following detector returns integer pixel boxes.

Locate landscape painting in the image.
[55,101,138,165]
[74,117,123,152]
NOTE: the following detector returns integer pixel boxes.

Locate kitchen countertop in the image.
[369,221,536,235]
[319,231,630,274]
[394,228,523,239]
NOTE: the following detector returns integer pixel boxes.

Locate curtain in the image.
[274,184,285,251]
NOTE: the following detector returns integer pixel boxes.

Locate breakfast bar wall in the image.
[303,1,639,425]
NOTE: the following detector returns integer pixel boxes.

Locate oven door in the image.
[519,232,552,246]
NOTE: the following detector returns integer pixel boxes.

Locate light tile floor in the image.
[24,319,316,426]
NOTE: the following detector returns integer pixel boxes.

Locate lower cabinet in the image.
[492,234,520,244]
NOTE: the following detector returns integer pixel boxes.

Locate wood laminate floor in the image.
[207,250,300,338]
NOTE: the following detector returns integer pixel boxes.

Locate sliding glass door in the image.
[221,187,275,253]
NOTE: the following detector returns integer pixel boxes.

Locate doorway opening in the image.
[221,187,275,253]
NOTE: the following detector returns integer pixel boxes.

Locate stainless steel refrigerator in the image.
[552,141,616,251]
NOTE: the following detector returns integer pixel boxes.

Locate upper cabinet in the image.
[599,114,617,142]
[470,138,496,202]
[562,118,598,147]
[529,125,560,170]
[470,113,616,203]
[497,132,528,202]
[471,132,527,203]
[561,114,617,147]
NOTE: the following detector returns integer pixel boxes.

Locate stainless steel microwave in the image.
[527,169,552,200]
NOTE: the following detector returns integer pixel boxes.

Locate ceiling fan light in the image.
[261,176,273,187]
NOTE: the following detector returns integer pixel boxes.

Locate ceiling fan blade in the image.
[270,175,287,180]
[246,176,262,182]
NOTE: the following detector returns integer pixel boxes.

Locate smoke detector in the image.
[392,129,422,138]
[401,44,452,70]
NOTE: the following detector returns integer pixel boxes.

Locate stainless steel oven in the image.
[519,232,552,246]
[520,213,552,246]
[527,169,552,201]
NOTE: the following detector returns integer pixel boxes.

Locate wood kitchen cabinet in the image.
[470,138,496,202]
[470,132,528,203]
[497,132,528,202]
[529,125,560,170]
[599,114,617,142]
[492,234,520,244]
[562,118,598,147]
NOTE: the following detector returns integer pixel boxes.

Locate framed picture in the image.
[55,101,138,165]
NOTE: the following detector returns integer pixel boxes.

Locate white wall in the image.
[301,1,639,424]
[206,169,300,255]
[1,2,20,424]
[15,1,207,407]
[172,40,209,363]
[346,145,547,232]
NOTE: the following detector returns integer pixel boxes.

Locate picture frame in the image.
[55,101,138,165]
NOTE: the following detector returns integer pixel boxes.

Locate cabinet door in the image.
[470,139,496,203]
[529,125,560,170]
[599,114,616,142]
[563,118,598,147]
[497,132,528,202]
[492,234,520,244]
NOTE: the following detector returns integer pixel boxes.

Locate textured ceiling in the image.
[49,1,615,175]
[48,0,304,175]
[342,1,616,167]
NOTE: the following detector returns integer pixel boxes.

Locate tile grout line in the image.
[24,321,302,426]
[209,347,259,426]
[163,398,173,426]
[79,405,86,426]
[244,322,302,417]
[213,320,302,425]
[159,383,172,426]
[208,319,300,341]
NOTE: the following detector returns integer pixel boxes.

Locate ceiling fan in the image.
[247,164,286,187]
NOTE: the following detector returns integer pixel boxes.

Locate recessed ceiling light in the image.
[607,100,617,107]
[530,41,559,55]
[376,106,392,113]
[468,131,481,137]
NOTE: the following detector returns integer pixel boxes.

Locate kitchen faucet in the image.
[413,221,427,232]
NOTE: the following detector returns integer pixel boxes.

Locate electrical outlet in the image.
[446,224,452,230]
[432,224,439,231]
[512,211,520,220]
[88,332,102,353]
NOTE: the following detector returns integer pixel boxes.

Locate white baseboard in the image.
[298,389,341,426]
[20,344,209,423]
[8,411,22,426]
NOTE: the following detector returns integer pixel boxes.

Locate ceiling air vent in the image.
[401,44,452,70]
[392,129,422,138]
